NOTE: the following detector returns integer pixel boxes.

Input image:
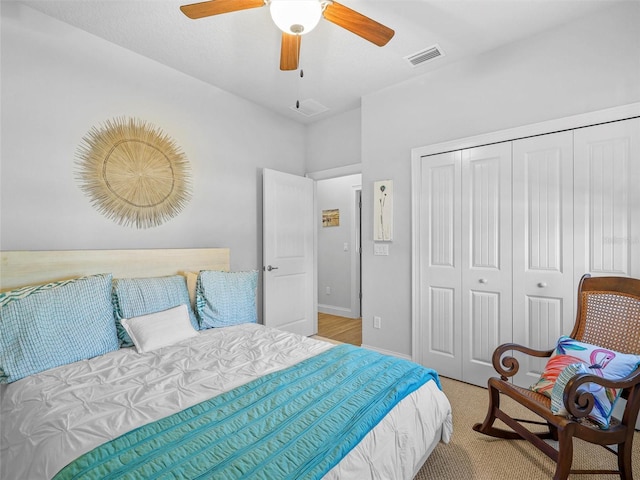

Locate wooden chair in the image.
[473,274,640,480]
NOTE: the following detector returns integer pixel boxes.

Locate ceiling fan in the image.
[180,0,395,71]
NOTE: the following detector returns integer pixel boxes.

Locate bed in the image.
[0,248,452,480]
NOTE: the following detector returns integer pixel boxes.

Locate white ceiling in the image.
[18,0,623,124]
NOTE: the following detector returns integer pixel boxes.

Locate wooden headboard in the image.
[0,248,230,292]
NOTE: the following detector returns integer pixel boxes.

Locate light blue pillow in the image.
[0,274,119,383]
[196,270,258,328]
[112,275,198,346]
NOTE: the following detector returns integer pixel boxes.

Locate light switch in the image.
[344,242,349,252]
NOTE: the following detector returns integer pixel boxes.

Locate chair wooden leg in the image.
[553,428,573,480]
[618,440,633,480]
[472,382,522,440]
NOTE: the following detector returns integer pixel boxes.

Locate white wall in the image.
[317,174,361,317]
[305,107,361,173]
[360,2,640,356]
[0,3,306,298]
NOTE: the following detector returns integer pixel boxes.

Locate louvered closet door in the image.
[461,143,512,387]
[512,132,575,388]
[419,151,462,379]
[574,118,640,282]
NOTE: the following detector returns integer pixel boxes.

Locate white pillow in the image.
[120,304,197,354]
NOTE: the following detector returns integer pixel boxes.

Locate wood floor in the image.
[317,313,362,346]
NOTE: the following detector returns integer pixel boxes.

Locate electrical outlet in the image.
[374,244,389,256]
[373,316,381,329]
[326,286,331,295]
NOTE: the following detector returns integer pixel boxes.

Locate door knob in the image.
[266,265,279,272]
[537,282,548,288]
[479,278,488,284]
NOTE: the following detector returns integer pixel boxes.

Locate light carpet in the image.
[414,376,639,479]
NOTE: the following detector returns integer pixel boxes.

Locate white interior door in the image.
[461,143,512,386]
[262,168,316,336]
[419,150,463,379]
[512,131,575,388]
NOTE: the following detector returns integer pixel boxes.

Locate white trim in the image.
[313,180,319,335]
[350,185,362,319]
[361,344,412,361]
[306,163,362,180]
[412,102,640,159]
[411,154,422,364]
[318,304,355,318]
[411,102,640,367]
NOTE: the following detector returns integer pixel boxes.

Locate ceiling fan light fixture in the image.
[269,0,323,35]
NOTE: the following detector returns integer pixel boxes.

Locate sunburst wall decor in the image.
[76,117,192,229]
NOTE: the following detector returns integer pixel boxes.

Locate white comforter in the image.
[1,324,452,479]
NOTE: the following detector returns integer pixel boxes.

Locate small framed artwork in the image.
[373,180,393,241]
[322,209,340,227]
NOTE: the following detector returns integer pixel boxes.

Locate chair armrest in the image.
[492,343,555,380]
[563,367,640,419]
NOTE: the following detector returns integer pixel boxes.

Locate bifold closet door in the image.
[461,143,512,387]
[574,118,640,282]
[574,117,640,429]
[419,144,512,387]
[511,131,575,388]
[419,150,462,380]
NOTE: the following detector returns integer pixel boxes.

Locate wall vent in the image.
[404,44,444,67]
[290,98,329,117]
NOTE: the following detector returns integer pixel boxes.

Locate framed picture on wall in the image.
[322,209,340,227]
[373,180,393,241]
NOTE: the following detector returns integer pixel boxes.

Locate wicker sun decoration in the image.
[76,117,192,229]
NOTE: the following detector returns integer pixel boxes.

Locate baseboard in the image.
[318,304,356,318]
[360,344,411,361]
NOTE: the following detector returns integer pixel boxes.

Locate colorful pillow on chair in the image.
[532,336,640,429]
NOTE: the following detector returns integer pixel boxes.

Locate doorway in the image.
[312,169,362,344]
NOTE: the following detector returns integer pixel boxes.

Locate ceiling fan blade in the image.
[323,1,394,47]
[280,33,301,71]
[180,0,264,20]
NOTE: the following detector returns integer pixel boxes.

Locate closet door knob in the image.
[479,278,488,284]
[537,282,548,288]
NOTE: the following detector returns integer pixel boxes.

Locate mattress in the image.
[1,323,452,479]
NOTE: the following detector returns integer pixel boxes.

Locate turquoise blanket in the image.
[54,344,441,480]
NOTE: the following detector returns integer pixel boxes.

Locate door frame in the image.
[411,102,640,365]
[307,163,362,320]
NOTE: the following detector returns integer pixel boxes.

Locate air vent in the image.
[404,44,444,68]
[290,99,329,117]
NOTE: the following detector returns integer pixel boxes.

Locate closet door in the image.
[574,118,640,428]
[512,132,575,388]
[461,143,512,387]
[419,151,462,379]
[574,118,640,282]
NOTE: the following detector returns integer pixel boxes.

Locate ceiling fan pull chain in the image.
[296,68,304,109]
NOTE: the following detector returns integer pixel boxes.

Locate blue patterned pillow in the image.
[112,275,198,346]
[196,270,258,328]
[0,274,119,383]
